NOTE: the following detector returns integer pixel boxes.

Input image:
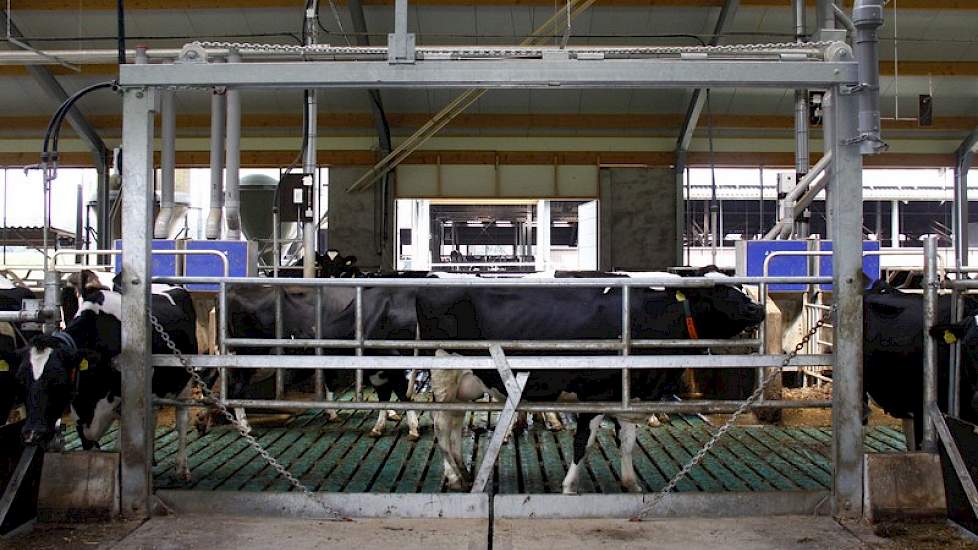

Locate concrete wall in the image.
[599,167,677,271]
[327,166,395,271]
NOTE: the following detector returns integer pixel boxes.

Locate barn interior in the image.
[0,0,977,547]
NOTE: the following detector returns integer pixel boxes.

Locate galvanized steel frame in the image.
[118,42,867,519]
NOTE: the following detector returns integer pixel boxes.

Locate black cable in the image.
[117,0,126,65]
[41,81,117,163]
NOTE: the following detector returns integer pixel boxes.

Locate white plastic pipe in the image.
[154,89,176,238]
[205,84,226,240]
[224,51,242,240]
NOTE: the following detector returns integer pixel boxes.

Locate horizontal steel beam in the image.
[152,353,833,370]
[0,310,48,322]
[223,337,761,351]
[151,275,832,288]
[119,60,857,89]
[154,397,831,414]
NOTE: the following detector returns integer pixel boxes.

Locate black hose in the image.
[117,0,126,65]
[41,81,117,163]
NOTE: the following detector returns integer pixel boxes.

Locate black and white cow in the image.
[20,270,198,479]
[864,281,978,448]
[0,276,40,425]
[417,274,765,493]
[226,281,422,439]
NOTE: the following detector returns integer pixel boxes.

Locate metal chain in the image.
[148,310,347,521]
[631,307,836,521]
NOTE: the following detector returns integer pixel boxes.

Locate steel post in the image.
[224,51,242,240]
[154,88,176,239]
[205,82,226,240]
[355,286,364,401]
[890,200,900,247]
[827,78,865,519]
[922,236,939,452]
[315,287,325,400]
[621,285,631,407]
[119,85,156,519]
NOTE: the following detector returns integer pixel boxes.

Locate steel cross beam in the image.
[470,345,529,494]
[119,59,856,89]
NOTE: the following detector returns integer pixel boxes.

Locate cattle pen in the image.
[8,0,976,538]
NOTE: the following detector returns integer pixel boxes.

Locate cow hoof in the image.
[177,469,192,482]
[386,411,402,422]
[327,413,342,423]
[368,428,383,438]
[407,432,421,442]
[623,481,642,493]
[647,415,663,428]
[547,423,564,433]
[561,487,579,496]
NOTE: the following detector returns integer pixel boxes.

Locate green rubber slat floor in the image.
[62,409,906,494]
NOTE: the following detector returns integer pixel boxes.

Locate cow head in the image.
[684,283,765,338]
[316,249,361,278]
[17,334,78,447]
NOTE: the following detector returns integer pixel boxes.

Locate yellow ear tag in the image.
[944,331,958,345]
[675,291,686,302]
[0,360,8,372]
[79,358,89,372]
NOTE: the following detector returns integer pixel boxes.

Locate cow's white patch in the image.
[77,298,103,316]
[152,285,178,306]
[368,372,388,386]
[83,395,119,442]
[0,276,15,289]
[99,291,122,320]
[29,347,52,381]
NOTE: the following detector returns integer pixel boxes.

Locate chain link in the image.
[189,40,833,59]
[148,310,347,521]
[631,307,836,521]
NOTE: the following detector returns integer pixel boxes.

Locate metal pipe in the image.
[793,0,810,239]
[154,88,176,239]
[274,285,284,400]
[355,286,364,401]
[222,337,761,351]
[302,8,319,279]
[833,4,856,34]
[922,236,939,452]
[315,287,324,401]
[155,397,833,414]
[852,0,886,155]
[205,83,226,240]
[621,286,631,407]
[0,309,48,323]
[817,0,836,31]
[219,281,229,403]
[891,200,900,247]
[150,275,832,288]
[224,51,242,240]
[153,353,833,370]
[42,269,61,334]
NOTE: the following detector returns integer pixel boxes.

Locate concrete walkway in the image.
[111,515,877,550]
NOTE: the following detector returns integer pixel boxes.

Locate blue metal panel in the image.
[743,240,808,291]
[184,240,249,291]
[113,239,178,276]
[819,241,881,291]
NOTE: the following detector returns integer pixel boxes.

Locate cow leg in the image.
[387,410,402,422]
[902,419,917,451]
[324,386,340,423]
[405,410,421,441]
[618,420,641,493]
[234,407,251,434]
[173,384,193,481]
[563,414,602,495]
[369,379,395,438]
[434,411,469,491]
[543,411,564,432]
[82,395,120,446]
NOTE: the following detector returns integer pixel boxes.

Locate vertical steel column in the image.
[218,280,228,401]
[955,149,973,267]
[621,285,631,408]
[302,9,319,279]
[793,0,810,239]
[922,236,939,452]
[315,287,324,400]
[355,286,364,401]
[890,199,900,248]
[205,84,225,240]
[119,85,156,519]
[224,51,242,240]
[675,151,686,265]
[827,75,865,519]
[822,90,835,239]
[274,286,285,400]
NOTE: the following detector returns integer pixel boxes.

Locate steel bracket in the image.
[470,345,528,494]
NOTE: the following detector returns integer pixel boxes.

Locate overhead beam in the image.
[1,60,972,77]
[11,0,976,9]
[0,11,108,163]
[676,0,739,153]
[3,112,978,134]
[0,149,953,169]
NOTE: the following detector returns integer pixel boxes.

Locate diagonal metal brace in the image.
[471,345,528,494]
[929,403,978,519]
[0,445,42,533]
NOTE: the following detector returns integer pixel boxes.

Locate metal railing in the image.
[148,273,834,414]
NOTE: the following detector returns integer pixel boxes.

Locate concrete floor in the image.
[110,515,879,550]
